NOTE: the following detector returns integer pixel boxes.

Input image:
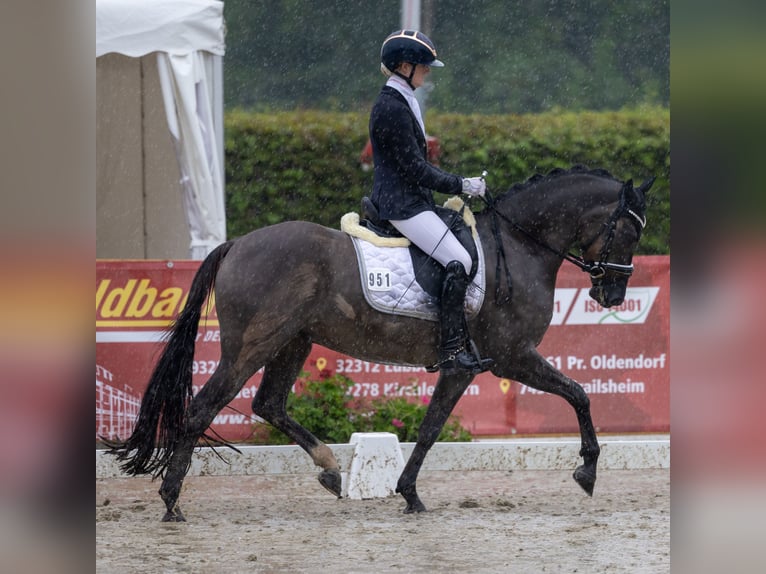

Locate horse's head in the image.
[580,176,654,308]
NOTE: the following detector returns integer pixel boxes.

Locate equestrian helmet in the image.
[380,30,444,73]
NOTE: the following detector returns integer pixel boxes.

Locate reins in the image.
[483,191,514,305]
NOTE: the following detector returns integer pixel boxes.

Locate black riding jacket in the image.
[369,86,462,220]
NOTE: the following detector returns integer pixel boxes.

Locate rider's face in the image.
[400,63,430,89]
[410,64,430,89]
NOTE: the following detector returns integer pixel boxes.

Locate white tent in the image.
[96,0,226,259]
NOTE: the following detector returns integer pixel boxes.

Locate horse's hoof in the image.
[161,507,186,522]
[573,465,596,496]
[318,468,342,498]
[403,500,427,514]
[397,483,426,513]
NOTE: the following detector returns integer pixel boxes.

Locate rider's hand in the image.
[461,177,486,197]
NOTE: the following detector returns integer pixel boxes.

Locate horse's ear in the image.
[619,178,646,214]
[637,176,656,196]
[619,179,634,205]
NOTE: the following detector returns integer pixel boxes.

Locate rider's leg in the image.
[390,212,492,374]
[438,261,494,374]
[390,211,472,274]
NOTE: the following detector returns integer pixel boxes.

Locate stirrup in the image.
[427,341,494,375]
[441,352,493,375]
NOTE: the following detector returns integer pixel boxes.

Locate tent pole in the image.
[212,53,226,240]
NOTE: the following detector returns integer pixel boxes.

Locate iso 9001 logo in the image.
[551,287,660,325]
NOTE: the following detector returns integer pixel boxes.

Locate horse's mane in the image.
[502,164,621,198]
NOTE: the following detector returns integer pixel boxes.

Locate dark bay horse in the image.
[106,165,653,521]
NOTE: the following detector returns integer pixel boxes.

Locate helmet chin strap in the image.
[394,63,417,89]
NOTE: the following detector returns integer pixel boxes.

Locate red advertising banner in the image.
[96,256,669,441]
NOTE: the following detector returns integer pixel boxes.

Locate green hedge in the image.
[225,107,669,254]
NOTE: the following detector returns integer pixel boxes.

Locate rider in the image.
[368,29,493,375]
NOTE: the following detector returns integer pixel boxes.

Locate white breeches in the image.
[390,210,472,275]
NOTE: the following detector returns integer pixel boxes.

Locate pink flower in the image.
[421,395,430,405]
[391,418,404,428]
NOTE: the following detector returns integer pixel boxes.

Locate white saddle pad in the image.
[349,233,486,322]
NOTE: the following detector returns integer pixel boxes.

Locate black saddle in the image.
[360,196,479,298]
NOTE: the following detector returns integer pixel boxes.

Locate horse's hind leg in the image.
[251,333,343,497]
[157,359,249,521]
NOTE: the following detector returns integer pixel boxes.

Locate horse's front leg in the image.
[570,384,601,496]
[397,371,475,513]
[506,350,600,496]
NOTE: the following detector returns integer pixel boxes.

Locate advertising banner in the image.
[96,256,669,441]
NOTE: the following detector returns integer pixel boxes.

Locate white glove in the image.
[461,176,486,197]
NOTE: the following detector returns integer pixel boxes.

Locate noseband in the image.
[480,189,646,302]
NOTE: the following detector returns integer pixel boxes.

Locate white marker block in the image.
[345,432,405,500]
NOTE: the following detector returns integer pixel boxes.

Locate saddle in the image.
[359,196,479,298]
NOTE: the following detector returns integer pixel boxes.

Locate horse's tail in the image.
[103,240,235,477]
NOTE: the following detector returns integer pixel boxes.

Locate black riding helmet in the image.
[380,30,444,88]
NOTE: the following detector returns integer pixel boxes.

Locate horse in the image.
[105,165,653,521]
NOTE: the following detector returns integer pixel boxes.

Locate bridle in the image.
[570,199,646,279]
[479,186,646,303]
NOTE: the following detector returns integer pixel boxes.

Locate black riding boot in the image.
[437,261,494,375]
